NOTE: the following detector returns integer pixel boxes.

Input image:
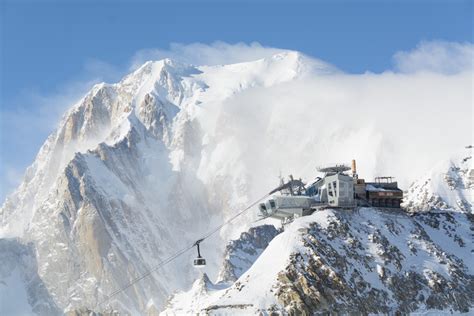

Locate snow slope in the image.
[162,207,473,314]
[404,150,473,213]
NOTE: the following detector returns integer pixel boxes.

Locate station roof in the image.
[366,184,402,192]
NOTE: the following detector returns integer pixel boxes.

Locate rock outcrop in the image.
[163,208,473,315]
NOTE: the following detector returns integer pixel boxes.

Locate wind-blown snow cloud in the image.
[393,41,473,74]
[131,41,289,68]
[0,59,121,201]
[201,71,471,191]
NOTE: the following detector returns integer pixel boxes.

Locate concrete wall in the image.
[324,174,354,207]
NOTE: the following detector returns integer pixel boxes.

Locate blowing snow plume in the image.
[196,47,471,195]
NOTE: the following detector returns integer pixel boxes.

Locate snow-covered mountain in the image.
[0,52,336,315]
[404,151,473,213]
[0,50,472,315]
[162,153,473,315]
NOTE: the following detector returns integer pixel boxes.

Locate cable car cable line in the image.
[95,191,272,308]
[97,245,195,308]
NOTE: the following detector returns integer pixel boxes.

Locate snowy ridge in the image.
[404,150,473,213]
[1,51,322,238]
[163,207,473,314]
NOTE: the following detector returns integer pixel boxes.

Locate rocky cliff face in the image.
[275,210,473,314]
[1,59,218,314]
[217,224,281,283]
[162,207,473,315]
[0,52,330,315]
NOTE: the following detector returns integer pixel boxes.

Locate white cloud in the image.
[197,70,472,191]
[130,41,289,69]
[393,41,473,74]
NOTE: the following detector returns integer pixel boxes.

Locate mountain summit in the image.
[0,52,472,315]
[0,52,335,314]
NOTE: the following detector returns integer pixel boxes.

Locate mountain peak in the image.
[260,50,338,76]
[404,150,473,213]
[269,50,302,61]
[129,58,198,79]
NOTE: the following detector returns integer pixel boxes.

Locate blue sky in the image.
[0,0,472,200]
[1,0,472,103]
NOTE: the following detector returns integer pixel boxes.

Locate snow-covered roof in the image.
[366,184,401,192]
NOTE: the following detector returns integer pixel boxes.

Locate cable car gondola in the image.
[193,239,206,268]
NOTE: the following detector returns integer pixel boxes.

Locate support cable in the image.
[95,191,271,309]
